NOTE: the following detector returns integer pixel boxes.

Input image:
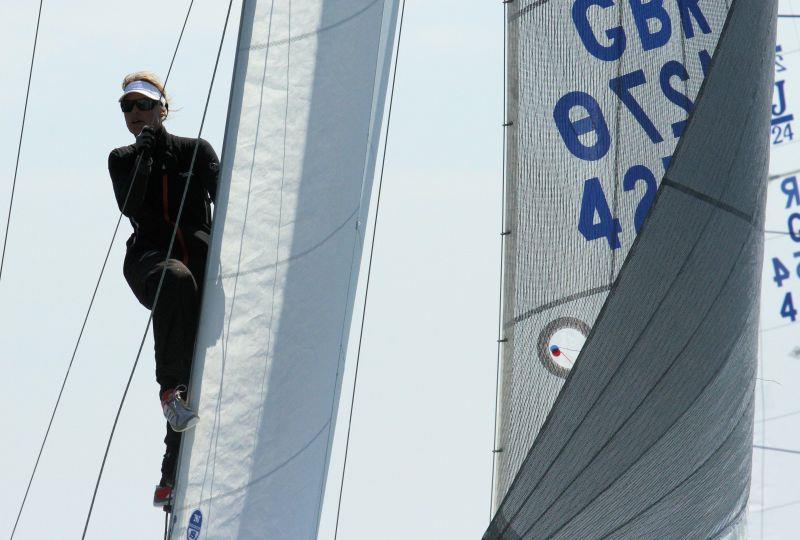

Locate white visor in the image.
[119,80,166,105]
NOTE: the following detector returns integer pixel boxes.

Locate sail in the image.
[751,14,800,538]
[167,0,399,537]
[490,0,775,537]
[495,0,732,501]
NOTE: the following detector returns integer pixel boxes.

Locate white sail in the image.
[751,12,800,538]
[496,0,732,503]
[490,0,775,537]
[168,1,399,537]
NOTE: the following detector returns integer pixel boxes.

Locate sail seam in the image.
[491,5,755,518]
[507,285,612,327]
[662,178,753,224]
[515,223,758,537]
[220,208,358,279]
[169,420,330,514]
[490,2,749,526]
[511,0,553,22]
[493,0,745,517]
[596,396,753,540]
[247,0,380,50]
[490,0,766,531]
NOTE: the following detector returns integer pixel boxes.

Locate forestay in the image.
[168,0,399,537]
[491,0,775,538]
[496,0,732,502]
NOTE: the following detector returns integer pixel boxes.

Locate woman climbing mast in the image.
[107,72,219,508]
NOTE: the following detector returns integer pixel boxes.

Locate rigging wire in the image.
[1,0,44,285]
[81,0,233,539]
[489,0,508,521]
[332,1,406,537]
[757,331,766,539]
[8,3,196,538]
[81,1,236,536]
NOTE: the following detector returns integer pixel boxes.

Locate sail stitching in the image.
[662,177,753,224]
[514,219,757,537]
[489,2,752,530]
[596,396,754,540]
[507,285,612,327]
[609,2,625,288]
[170,420,330,513]
[191,0,281,525]
[247,0,380,50]
[219,208,357,279]
[243,0,292,526]
[510,0,553,22]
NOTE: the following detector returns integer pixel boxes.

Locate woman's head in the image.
[119,71,169,136]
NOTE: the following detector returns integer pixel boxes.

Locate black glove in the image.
[135,126,156,156]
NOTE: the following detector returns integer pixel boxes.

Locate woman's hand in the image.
[135,126,156,155]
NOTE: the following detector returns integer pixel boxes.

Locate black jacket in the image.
[108,126,219,260]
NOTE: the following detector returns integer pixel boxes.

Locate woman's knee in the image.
[161,260,198,294]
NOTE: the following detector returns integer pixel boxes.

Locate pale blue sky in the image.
[0,1,500,538]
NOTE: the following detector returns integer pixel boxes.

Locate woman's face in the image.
[121,91,163,136]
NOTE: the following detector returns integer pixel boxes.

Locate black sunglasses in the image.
[120,98,160,113]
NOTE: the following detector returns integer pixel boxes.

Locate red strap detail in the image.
[161,173,190,265]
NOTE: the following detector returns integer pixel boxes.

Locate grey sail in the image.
[494,0,732,502]
[490,0,776,538]
[167,0,400,538]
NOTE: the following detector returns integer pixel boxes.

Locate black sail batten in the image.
[489,0,776,537]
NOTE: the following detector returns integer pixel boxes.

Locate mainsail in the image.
[751,14,800,538]
[491,0,775,538]
[168,1,399,537]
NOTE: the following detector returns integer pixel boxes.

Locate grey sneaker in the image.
[161,385,199,432]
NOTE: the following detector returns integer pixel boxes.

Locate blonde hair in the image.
[121,71,170,120]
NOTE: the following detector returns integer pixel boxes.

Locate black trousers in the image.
[123,233,208,484]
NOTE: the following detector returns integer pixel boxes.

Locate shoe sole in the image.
[171,415,200,433]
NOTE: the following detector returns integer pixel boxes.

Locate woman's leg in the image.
[123,248,200,393]
[162,424,182,485]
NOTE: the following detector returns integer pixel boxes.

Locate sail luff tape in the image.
[120,80,167,104]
